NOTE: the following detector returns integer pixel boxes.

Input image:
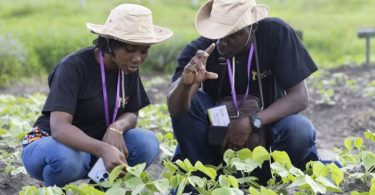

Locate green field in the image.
[0,0,374,86]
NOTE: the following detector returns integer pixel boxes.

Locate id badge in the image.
[207,105,230,126]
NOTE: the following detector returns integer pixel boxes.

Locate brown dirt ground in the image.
[0,64,374,194]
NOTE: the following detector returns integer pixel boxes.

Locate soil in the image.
[0,64,374,194]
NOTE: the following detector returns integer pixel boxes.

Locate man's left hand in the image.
[222,116,253,151]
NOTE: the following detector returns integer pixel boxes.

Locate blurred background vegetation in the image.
[0,0,374,87]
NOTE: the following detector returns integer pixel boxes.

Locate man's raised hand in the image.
[181,43,218,86]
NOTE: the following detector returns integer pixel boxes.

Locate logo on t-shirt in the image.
[252,69,272,81]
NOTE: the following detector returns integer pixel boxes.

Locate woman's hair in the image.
[93,36,129,56]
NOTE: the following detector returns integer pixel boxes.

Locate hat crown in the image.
[104,4,154,39]
[212,0,255,14]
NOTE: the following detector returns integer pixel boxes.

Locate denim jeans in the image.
[171,90,319,170]
[22,128,159,187]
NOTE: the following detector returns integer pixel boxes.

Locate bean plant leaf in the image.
[194,161,217,180]
[126,163,146,178]
[164,160,178,174]
[176,160,188,172]
[153,178,169,193]
[271,151,292,168]
[249,186,261,195]
[271,162,289,178]
[228,175,239,188]
[223,149,236,165]
[344,137,354,151]
[327,163,344,186]
[125,177,145,195]
[312,161,329,178]
[364,131,375,143]
[188,175,206,188]
[237,148,252,160]
[315,176,342,193]
[260,186,278,195]
[252,146,269,166]
[361,151,375,172]
[106,184,127,195]
[211,187,244,195]
[108,164,126,184]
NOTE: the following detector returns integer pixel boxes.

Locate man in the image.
[167,0,319,180]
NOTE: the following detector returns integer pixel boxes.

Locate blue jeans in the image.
[171,91,319,169]
[22,128,159,187]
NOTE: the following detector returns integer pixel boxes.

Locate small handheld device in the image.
[88,158,109,183]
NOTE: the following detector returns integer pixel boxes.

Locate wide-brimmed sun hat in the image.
[195,0,269,39]
[87,4,173,45]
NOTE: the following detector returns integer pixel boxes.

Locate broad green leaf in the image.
[176,177,187,195]
[327,163,344,185]
[361,151,375,172]
[344,137,354,151]
[237,176,258,185]
[223,149,236,165]
[153,178,169,193]
[125,177,145,195]
[108,164,126,184]
[106,185,127,195]
[228,175,239,188]
[271,151,292,168]
[289,167,304,177]
[354,137,363,149]
[260,186,278,195]
[364,131,375,143]
[237,148,252,160]
[163,160,178,174]
[232,160,258,173]
[218,175,230,187]
[312,161,329,177]
[271,162,289,178]
[127,163,146,177]
[289,175,326,194]
[19,186,38,195]
[370,179,375,194]
[316,176,342,193]
[350,192,368,195]
[252,146,269,166]
[183,159,196,172]
[194,161,217,180]
[188,175,206,188]
[249,186,260,195]
[175,160,188,172]
[0,128,7,135]
[212,187,244,195]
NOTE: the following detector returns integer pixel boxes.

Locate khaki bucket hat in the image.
[87,4,173,45]
[195,0,269,39]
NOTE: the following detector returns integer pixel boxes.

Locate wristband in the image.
[109,127,123,135]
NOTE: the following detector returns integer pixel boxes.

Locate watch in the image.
[249,113,263,132]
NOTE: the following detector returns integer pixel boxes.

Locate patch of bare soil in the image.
[0,65,374,194]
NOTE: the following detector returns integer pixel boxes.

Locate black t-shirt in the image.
[34,47,150,140]
[172,17,318,108]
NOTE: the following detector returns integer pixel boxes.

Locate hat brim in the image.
[86,23,173,45]
[195,0,269,40]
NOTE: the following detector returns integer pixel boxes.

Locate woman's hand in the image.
[222,116,253,151]
[102,128,129,158]
[181,43,218,86]
[99,143,127,172]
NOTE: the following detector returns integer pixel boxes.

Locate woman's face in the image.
[112,44,150,74]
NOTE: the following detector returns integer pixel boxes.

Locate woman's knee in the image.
[124,129,160,167]
[22,137,91,186]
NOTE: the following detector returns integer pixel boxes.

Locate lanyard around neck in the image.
[226,44,254,113]
[99,51,120,127]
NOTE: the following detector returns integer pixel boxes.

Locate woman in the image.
[21,4,173,187]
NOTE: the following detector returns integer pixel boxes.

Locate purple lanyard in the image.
[99,51,120,127]
[226,44,254,113]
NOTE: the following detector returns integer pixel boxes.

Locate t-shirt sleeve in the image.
[124,73,150,113]
[42,60,82,115]
[271,20,318,89]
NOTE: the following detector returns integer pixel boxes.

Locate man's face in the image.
[217,27,251,58]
